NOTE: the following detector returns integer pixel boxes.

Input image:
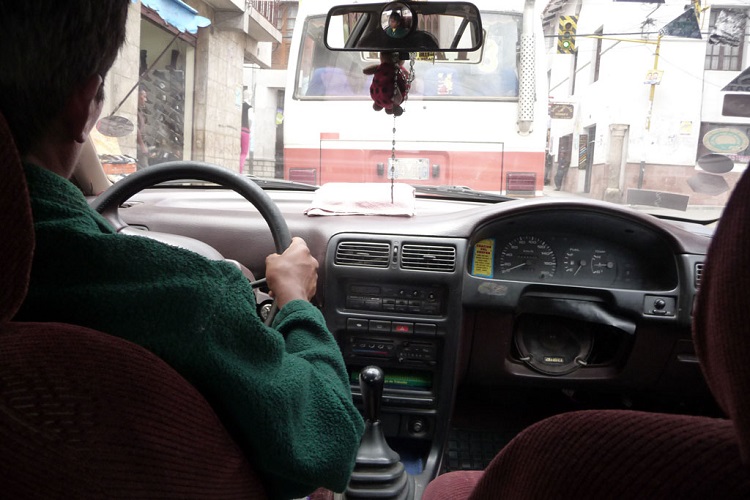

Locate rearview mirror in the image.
[325,1,483,53]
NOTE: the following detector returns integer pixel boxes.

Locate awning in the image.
[141,0,211,34]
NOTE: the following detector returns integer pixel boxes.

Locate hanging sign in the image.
[549,103,574,119]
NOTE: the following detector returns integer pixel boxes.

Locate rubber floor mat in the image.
[441,428,520,472]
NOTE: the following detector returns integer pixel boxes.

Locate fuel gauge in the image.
[563,247,589,277]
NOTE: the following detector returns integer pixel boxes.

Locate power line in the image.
[544,31,661,38]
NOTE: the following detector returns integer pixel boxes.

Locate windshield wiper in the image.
[153,176,318,192]
[244,176,318,191]
[412,185,513,202]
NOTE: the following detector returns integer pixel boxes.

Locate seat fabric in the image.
[692,164,750,466]
[0,111,267,498]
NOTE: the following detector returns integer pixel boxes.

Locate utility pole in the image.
[645,34,662,132]
[640,34,662,188]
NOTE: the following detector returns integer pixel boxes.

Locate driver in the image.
[0,1,364,498]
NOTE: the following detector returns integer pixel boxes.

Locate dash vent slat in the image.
[335,241,391,268]
[401,244,456,272]
[695,262,704,288]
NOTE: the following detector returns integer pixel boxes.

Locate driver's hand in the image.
[265,237,318,308]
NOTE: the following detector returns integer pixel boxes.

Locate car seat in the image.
[422,169,750,498]
[0,111,268,498]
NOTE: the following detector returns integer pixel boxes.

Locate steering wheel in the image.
[91,161,292,326]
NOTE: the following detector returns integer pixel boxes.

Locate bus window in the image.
[297,17,371,97]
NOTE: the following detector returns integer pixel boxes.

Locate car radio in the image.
[345,283,445,315]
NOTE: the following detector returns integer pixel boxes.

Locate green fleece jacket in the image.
[17,163,364,499]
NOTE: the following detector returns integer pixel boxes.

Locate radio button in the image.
[369,320,392,333]
[422,303,439,314]
[414,323,437,336]
[363,297,382,310]
[347,318,369,332]
[346,296,364,309]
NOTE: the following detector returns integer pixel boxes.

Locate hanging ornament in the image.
[364,51,413,116]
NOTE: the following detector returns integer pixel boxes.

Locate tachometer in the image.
[499,236,556,280]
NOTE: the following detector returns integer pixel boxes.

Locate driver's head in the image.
[389,12,402,28]
[0,0,129,162]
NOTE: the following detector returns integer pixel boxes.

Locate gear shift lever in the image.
[344,366,413,499]
[360,365,383,423]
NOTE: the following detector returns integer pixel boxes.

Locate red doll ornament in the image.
[363,52,411,116]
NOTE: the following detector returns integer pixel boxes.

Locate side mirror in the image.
[325,1,483,53]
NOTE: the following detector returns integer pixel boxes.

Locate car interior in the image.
[3,0,750,499]
[5,108,750,498]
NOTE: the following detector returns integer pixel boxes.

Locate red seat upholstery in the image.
[0,112,267,498]
[424,170,750,499]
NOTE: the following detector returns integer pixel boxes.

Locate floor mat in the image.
[441,427,520,473]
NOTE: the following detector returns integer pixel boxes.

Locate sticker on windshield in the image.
[472,239,495,278]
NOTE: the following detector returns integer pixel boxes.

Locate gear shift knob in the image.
[359,365,384,423]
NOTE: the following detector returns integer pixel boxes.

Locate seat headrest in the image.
[0,112,34,322]
[693,165,750,466]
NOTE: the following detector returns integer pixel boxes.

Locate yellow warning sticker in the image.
[414,52,436,62]
[472,239,495,277]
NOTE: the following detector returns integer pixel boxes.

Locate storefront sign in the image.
[549,103,574,119]
[703,127,750,155]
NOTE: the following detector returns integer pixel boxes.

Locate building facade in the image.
[545,0,750,208]
[97,0,281,174]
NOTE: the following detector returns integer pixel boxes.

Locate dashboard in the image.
[116,187,712,492]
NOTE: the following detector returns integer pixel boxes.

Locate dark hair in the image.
[0,0,130,154]
[390,12,402,23]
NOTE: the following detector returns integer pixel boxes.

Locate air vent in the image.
[401,244,456,272]
[335,241,390,268]
[695,262,704,288]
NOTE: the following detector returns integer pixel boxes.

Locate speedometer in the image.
[499,236,557,280]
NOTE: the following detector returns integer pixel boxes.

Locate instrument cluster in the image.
[468,211,678,291]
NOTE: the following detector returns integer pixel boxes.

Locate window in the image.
[138,20,195,166]
[285,18,296,38]
[571,50,578,95]
[592,27,603,82]
[705,8,747,71]
[278,3,298,39]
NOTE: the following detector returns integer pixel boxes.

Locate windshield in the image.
[94,0,749,223]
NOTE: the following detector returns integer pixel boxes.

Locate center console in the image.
[343,282,443,423]
[324,234,467,485]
